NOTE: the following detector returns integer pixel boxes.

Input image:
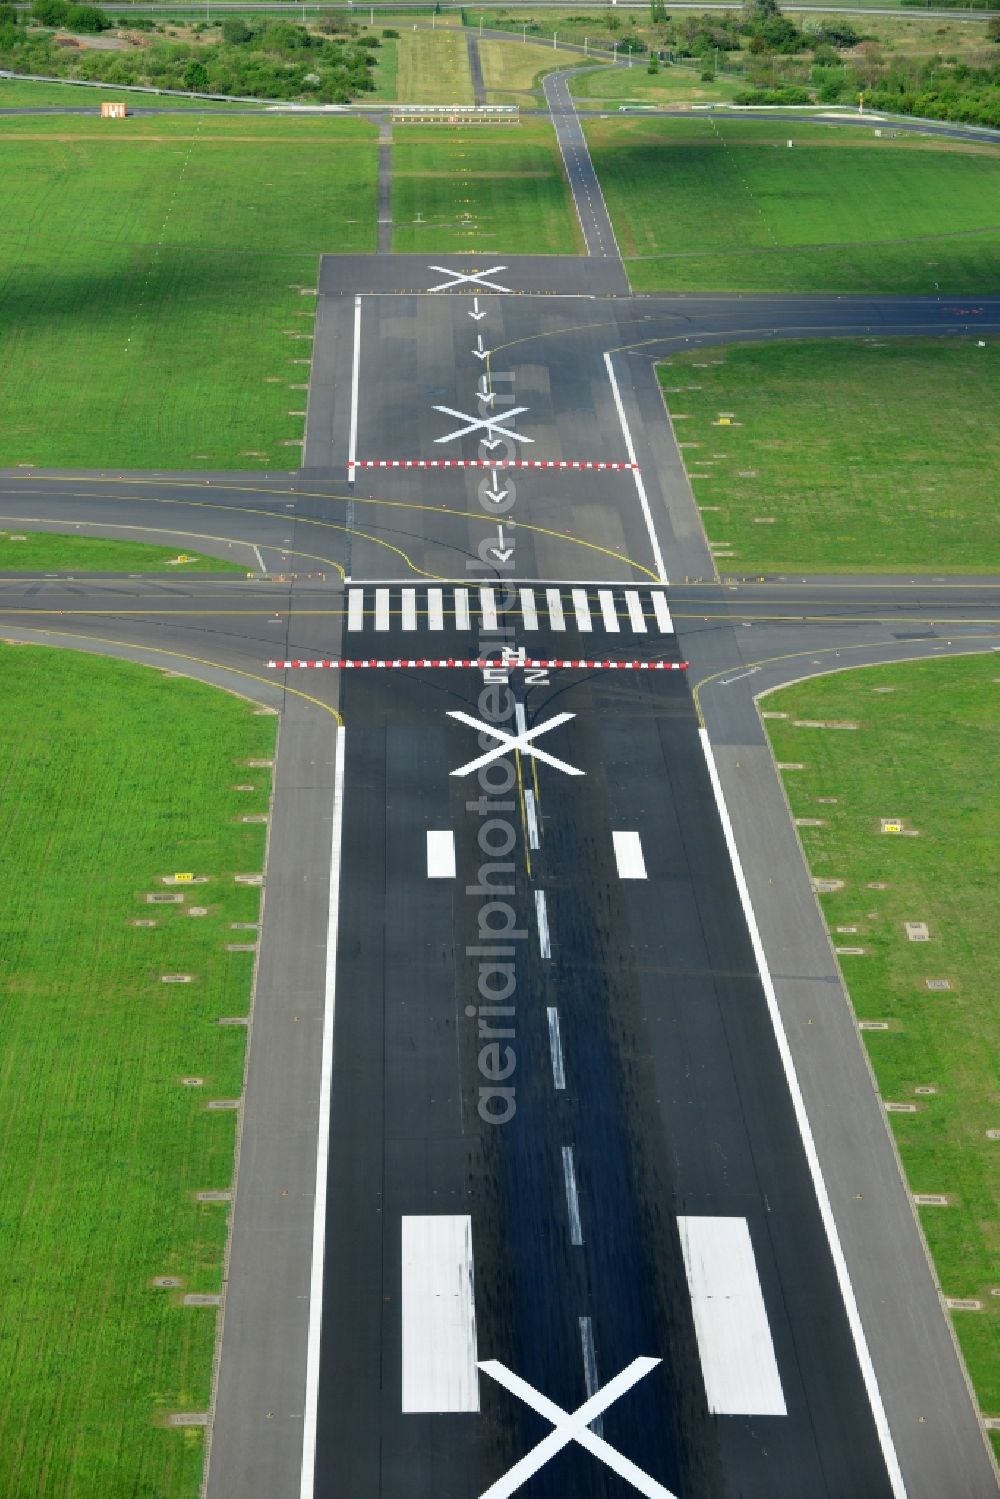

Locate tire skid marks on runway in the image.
[342,584,673,636]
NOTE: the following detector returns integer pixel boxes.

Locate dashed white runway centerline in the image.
[535,889,552,958]
[562,1146,584,1246]
[546,1007,566,1090]
[524,787,540,849]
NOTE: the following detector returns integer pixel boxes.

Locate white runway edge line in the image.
[402,1215,480,1413]
[347,295,361,485]
[426,830,456,879]
[697,729,908,1498]
[677,1216,786,1417]
[299,727,347,1499]
[604,352,668,585]
[612,831,647,880]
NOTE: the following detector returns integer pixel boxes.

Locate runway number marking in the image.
[446,710,584,778]
[432,404,533,448]
[428,264,512,293]
[477,1358,675,1499]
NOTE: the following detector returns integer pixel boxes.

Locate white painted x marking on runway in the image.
[432,404,534,447]
[477,1358,674,1499]
[447,711,583,778]
[427,264,512,293]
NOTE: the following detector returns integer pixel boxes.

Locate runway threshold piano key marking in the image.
[342,585,674,637]
[677,1216,787,1417]
[401,1215,479,1414]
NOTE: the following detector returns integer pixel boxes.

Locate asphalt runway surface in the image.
[2,252,999,1499]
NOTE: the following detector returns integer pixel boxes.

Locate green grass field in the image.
[0,531,246,571]
[0,643,275,1498]
[0,77,254,107]
[391,120,582,253]
[584,117,1000,293]
[763,655,1000,1451]
[477,37,581,96]
[659,339,1000,574]
[369,27,474,103]
[0,113,376,469]
[394,27,472,102]
[569,61,741,107]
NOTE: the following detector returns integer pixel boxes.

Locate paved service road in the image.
[543,71,620,257]
[1,260,998,1499]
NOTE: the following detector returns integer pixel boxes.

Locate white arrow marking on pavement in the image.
[490,523,514,563]
[428,264,511,294]
[489,472,509,502]
[433,404,533,447]
[477,1358,673,1499]
[473,334,490,360]
[469,296,488,321]
[447,711,584,778]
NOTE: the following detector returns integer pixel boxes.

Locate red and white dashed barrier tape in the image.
[267,658,688,671]
[356,460,638,471]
